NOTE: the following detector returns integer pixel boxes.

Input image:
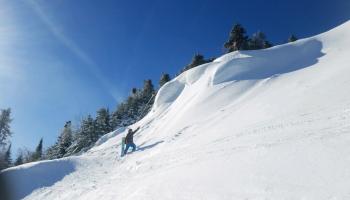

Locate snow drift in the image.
[2,21,350,200]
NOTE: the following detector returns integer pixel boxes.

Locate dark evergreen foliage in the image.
[247,31,272,50]
[181,54,212,73]
[4,144,12,168]
[45,142,60,160]
[14,151,23,166]
[45,121,74,159]
[0,108,12,146]
[72,115,97,154]
[224,24,249,52]
[59,121,73,157]
[0,108,13,170]
[95,108,112,137]
[264,40,273,48]
[131,88,138,95]
[159,73,171,88]
[288,34,298,42]
[32,138,43,161]
[0,144,12,170]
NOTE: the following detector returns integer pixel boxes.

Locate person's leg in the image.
[124,144,130,154]
[131,143,136,152]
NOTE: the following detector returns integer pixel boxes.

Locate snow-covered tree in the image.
[45,121,73,159]
[58,121,73,157]
[95,108,112,137]
[127,96,139,122]
[111,102,130,129]
[110,79,156,130]
[72,115,98,153]
[84,115,98,145]
[110,106,123,130]
[45,143,59,160]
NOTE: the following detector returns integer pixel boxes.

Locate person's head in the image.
[128,129,132,133]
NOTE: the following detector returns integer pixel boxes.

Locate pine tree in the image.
[32,138,43,161]
[44,121,73,159]
[95,108,112,137]
[288,34,298,42]
[188,54,206,68]
[3,144,12,168]
[110,106,123,130]
[189,54,205,68]
[45,143,60,160]
[58,121,73,157]
[126,96,139,123]
[73,115,97,153]
[248,31,272,50]
[142,79,155,100]
[131,88,138,96]
[139,80,155,118]
[181,54,211,73]
[159,73,171,88]
[62,128,81,156]
[85,115,98,145]
[224,23,248,52]
[111,102,131,128]
[14,151,23,166]
[110,79,158,131]
[0,108,12,146]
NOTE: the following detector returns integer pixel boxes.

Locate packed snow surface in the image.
[2,21,350,200]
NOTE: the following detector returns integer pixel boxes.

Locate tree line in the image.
[0,23,298,169]
[0,77,170,168]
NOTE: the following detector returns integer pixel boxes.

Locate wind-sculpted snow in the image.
[212,39,324,84]
[1,159,76,200]
[153,79,185,109]
[184,63,210,84]
[4,21,350,200]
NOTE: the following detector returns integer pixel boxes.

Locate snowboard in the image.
[120,137,126,157]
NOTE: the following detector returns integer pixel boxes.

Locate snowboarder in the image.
[123,127,140,155]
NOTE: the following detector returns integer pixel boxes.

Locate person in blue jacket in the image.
[124,127,140,154]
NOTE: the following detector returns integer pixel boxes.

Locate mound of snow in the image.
[2,158,76,200]
[212,39,324,84]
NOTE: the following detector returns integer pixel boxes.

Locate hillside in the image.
[2,20,350,200]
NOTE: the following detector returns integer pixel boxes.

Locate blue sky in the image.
[0,0,349,155]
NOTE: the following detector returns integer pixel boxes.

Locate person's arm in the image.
[133,127,140,134]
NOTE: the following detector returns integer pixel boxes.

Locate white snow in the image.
[2,20,350,200]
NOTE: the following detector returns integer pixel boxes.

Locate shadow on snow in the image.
[1,159,76,200]
[137,141,164,152]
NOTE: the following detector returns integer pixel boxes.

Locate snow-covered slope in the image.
[2,21,350,200]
